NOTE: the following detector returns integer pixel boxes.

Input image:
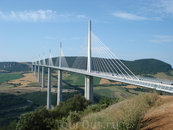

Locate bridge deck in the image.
[36,64,173,94]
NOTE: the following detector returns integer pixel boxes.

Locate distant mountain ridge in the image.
[51,57,172,75]
[0,58,172,74]
[121,58,172,75]
[0,62,30,72]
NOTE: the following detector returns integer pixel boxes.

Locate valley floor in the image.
[1,71,173,129]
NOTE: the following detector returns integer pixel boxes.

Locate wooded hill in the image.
[0,93,27,109]
[51,57,172,75]
[122,59,172,75]
[0,62,30,72]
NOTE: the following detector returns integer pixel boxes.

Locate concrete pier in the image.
[42,66,44,89]
[57,70,62,105]
[31,64,33,72]
[47,67,51,109]
[85,75,93,101]
[37,66,40,82]
[34,65,36,77]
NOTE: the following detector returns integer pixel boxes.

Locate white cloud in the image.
[113,11,148,20]
[157,0,173,16]
[77,15,88,18]
[113,0,173,21]
[139,0,173,18]
[73,37,80,40]
[72,37,86,40]
[149,35,173,43]
[46,37,57,39]
[0,10,87,22]
[154,35,173,39]
[0,9,57,21]
[149,39,173,43]
[0,11,7,19]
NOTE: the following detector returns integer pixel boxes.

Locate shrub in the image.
[53,94,92,118]
[84,104,107,115]
[98,97,114,107]
[67,111,81,124]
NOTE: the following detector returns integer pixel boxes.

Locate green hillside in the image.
[94,86,132,99]
[122,59,172,75]
[0,93,27,109]
[64,73,100,86]
[0,73,23,84]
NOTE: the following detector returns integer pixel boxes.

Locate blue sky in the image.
[0,0,173,67]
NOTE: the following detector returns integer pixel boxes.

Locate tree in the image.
[7,120,17,130]
[16,95,92,130]
[16,106,53,130]
[99,97,113,107]
[63,94,92,112]
[52,94,92,118]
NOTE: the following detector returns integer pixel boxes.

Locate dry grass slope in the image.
[151,71,173,80]
[141,95,173,130]
[65,93,161,130]
[8,73,37,88]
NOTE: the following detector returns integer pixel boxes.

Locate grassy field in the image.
[0,84,14,89]
[64,73,100,86]
[0,72,40,94]
[94,85,133,99]
[0,73,23,84]
[151,71,173,80]
[27,82,41,87]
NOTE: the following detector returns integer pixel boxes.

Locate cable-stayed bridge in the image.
[32,21,173,109]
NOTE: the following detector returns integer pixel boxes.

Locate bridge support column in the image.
[37,66,40,82]
[47,67,52,109]
[85,75,93,101]
[85,20,93,102]
[57,70,62,105]
[31,64,33,72]
[42,66,44,89]
[34,65,36,77]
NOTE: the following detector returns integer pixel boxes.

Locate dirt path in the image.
[141,95,173,130]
